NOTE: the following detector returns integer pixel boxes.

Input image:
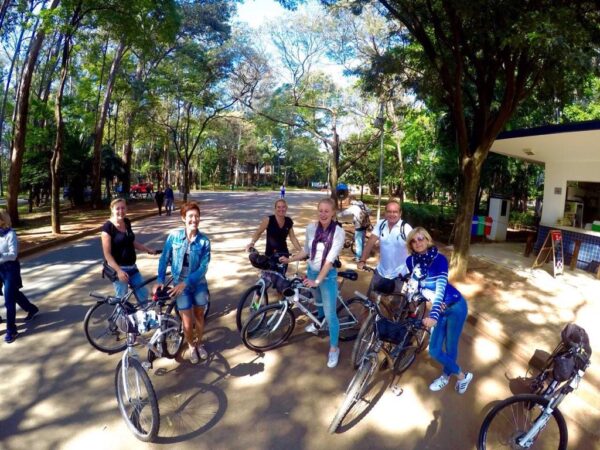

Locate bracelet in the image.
[315,279,321,286]
[358,260,366,264]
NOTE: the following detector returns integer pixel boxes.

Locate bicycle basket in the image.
[553,353,576,382]
[375,317,409,345]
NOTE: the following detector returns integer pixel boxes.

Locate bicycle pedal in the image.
[391,385,403,396]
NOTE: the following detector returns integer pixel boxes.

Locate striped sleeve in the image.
[427,255,449,321]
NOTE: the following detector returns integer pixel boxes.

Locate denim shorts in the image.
[175,280,209,311]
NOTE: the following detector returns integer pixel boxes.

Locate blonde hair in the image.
[0,210,11,228]
[318,197,336,211]
[110,198,126,210]
[406,227,434,255]
[274,199,288,209]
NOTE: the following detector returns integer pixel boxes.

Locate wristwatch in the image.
[315,279,321,286]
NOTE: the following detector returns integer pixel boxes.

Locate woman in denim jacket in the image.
[280,198,345,368]
[0,210,39,343]
[406,227,473,394]
[155,202,211,363]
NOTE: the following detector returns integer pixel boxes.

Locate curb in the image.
[18,211,158,259]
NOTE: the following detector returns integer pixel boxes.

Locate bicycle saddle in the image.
[338,270,358,281]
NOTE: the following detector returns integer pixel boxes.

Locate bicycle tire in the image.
[84,301,127,354]
[328,358,374,434]
[351,312,375,369]
[241,303,295,352]
[160,313,183,358]
[478,393,568,450]
[115,357,160,442]
[411,301,428,352]
[236,285,269,331]
[338,297,369,342]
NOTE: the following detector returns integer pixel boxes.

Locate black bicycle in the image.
[478,323,592,449]
[351,267,426,369]
[329,292,428,433]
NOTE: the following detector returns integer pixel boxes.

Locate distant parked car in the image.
[130,182,153,195]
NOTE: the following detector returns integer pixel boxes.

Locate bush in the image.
[509,211,536,229]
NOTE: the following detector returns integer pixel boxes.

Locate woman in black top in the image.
[246,199,302,262]
[101,198,157,303]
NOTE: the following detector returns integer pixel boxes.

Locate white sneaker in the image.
[305,323,319,335]
[188,345,199,364]
[429,374,449,391]
[197,344,208,360]
[327,349,340,368]
[456,372,473,394]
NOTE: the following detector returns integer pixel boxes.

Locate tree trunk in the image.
[91,39,126,208]
[7,0,59,224]
[182,158,189,202]
[449,152,484,280]
[0,0,12,32]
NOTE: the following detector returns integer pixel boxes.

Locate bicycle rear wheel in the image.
[115,357,160,442]
[241,304,295,352]
[84,302,127,354]
[236,285,269,332]
[338,297,369,342]
[328,358,375,434]
[478,394,567,450]
[351,312,375,369]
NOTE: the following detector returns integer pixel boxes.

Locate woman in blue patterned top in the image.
[406,227,473,394]
[155,202,211,364]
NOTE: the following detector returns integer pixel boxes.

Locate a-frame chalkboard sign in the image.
[532,230,564,277]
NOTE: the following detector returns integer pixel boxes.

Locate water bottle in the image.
[146,310,159,330]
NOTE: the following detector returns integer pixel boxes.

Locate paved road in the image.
[1,191,596,450]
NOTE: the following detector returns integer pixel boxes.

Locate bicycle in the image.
[241,269,368,352]
[84,273,210,354]
[328,291,428,434]
[235,248,296,331]
[340,221,357,256]
[478,323,592,450]
[350,266,425,369]
[100,291,186,441]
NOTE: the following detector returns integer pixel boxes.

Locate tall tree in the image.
[314,0,600,278]
[7,0,59,224]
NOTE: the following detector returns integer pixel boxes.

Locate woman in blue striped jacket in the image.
[406,227,473,394]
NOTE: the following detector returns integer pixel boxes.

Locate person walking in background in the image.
[101,199,158,304]
[357,199,412,296]
[155,202,211,363]
[155,188,165,216]
[0,210,39,343]
[280,198,345,368]
[164,184,174,216]
[337,194,371,262]
[406,227,473,394]
[280,184,285,199]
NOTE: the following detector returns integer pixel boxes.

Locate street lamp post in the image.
[374,103,385,222]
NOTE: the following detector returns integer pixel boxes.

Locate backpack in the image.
[357,202,372,230]
[379,219,408,241]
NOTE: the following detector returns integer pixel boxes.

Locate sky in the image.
[236,0,287,29]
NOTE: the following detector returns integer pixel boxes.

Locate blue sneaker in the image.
[4,331,18,343]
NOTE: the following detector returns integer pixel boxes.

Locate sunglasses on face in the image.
[410,236,426,244]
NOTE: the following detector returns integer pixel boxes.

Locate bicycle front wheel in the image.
[478,394,568,450]
[351,312,375,369]
[115,357,160,442]
[328,358,375,434]
[236,285,269,332]
[241,304,295,352]
[160,314,183,358]
[84,302,127,354]
[338,297,369,342]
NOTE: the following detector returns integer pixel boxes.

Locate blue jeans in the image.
[428,296,468,376]
[113,265,148,305]
[307,267,339,347]
[0,260,37,334]
[174,278,209,311]
[354,229,365,260]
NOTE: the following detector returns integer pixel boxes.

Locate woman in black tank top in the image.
[246,199,302,257]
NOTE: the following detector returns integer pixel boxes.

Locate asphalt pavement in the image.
[0,190,598,450]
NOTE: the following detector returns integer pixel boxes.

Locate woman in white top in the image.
[280,198,345,368]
